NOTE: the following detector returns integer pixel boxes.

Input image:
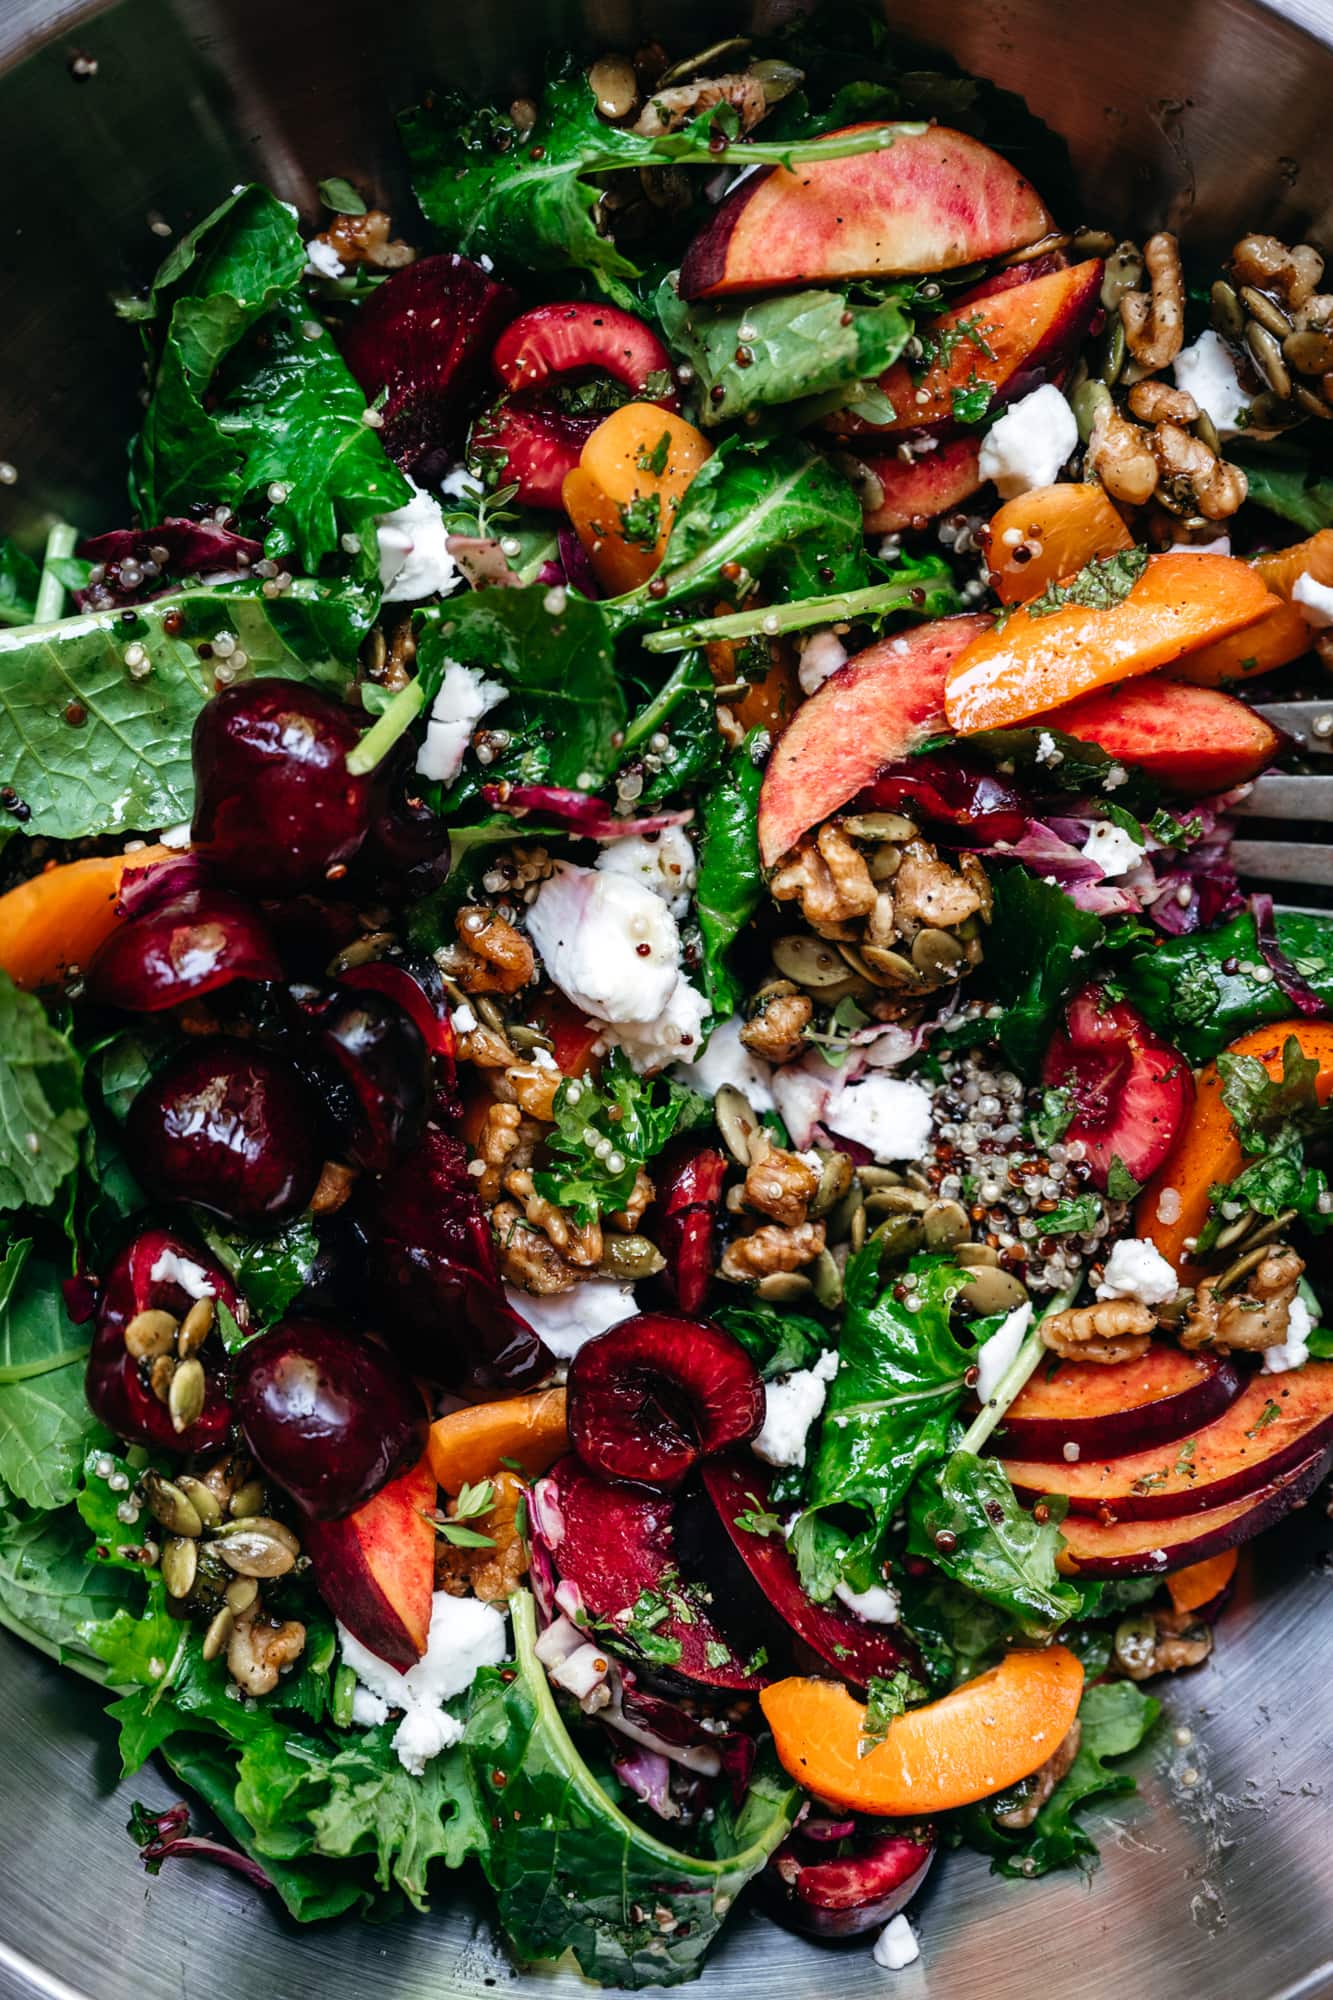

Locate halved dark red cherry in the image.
[365,742,452,894]
[190,680,370,894]
[340,253,518,472]
[309,984,432,1172]
[567,1313,763,1489]
[859,754,1029,845]
[652,1146,726,1318]
[85,1227,236,1453]
[757,1822,936,1940]
[341,957,457,1073]
[234,1316,427,1519]
[86,889,280,1011]
[470,398,601,509]
[1041,985,1193,1191]
[126,1035,322,1228]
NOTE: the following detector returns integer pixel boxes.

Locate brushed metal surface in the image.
[3,1,1333,1996]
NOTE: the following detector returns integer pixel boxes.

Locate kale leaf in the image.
[0,1237,100,1510]
[950,866,1105,1077]
[0,1501,130,1675]
[695,738,764,1018]
[1117,910,1333,1064]
[0,982,86,1212]
[714,1299,830,1380]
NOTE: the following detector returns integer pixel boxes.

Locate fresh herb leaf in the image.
[1027,546,1149,618]
[198,1216,320,1331]
[950,372,994,424]
[907,1450,1086,1632]
[533,1049,710,1224]
[860,1668,930,1754]
[0,537,39,627]
[641,551,960,653]
[1228,439,1333,534]
[895,1570,1017,1692]
[694,738,764,1018]
[636,431,672,476]
[714,1300,828,1381]
[1030,1086,1074,1149]
[617,492,661,548]
[0,982,86,1211]
[950,867,1104,1078]
[1198,1032,1332,1248]
[317,176,367,215]
[1104,1156,1143,1202]
[1043,1194,1104,1235]
[733,1496,784,1538]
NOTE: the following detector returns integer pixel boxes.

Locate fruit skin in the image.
[944,551,1278,734]
[847,437,984,533]
[307,984,432,1173]
[996,1344,1242,1462]
[1002,1363,1333,1518]
[302,1451,437,1669]
[86,888,280,1011]
[190,680,370,895]
[1137,1020,1333,1276]
[756,1823,936,1941]
[757,614,989,868]
[1052,675,1281,795]
[234,1316,428,1520]
[679,125,1055,300]
[84,1226,235,1454]
[1041,985,1193,1192]
[982,482,1131,606]
[127,1035,322,1229]
[760,1646,1084,1815]
[1054,1448,1330,1576]
[428,1388,569,1494]
[0,845,175,992]
[567,1313,764,1490]
[653,1145,727,1318]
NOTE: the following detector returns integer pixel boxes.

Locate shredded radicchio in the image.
[128,1801,273,1891]
[1252,894,1328,1014]
[481,783,693,841]
[74,520,264,611]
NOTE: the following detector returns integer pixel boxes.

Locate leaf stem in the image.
[34,521,77,623]
[959,1278,1081,1458]
[633,121,927,171]
[619,651,706,750]
[345,678,425,775]
[642,578,950,654]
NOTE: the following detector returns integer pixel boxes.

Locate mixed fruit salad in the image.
[3,4,1333,1985]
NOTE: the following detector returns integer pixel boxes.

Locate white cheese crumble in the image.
[824,1074,934,1163]
[975,1301,1034,1406]
[415,662,508,784]
[378,481,462,603]
[796,626,849,697]
[673,1016,776,1113]
[1292,571,1333,629]
[873,1913,920,1971]
[752,1349,839,1468]
[451,1003,478,1035]
[1081,819,1146,880]
[305,236,345,280]
[159,821,192,849]
[596,825,696,919]
[1172,330,1253,440]
[1096,1237,1180,1307]
[1264,1294,1314,1374]
[602,976,710,1074]
[528,862,680,1029]
[834,1578,900,1625]
[148,1249,216,1300]
[339,1592,507,1775]
[1035,730,1063,767]
[977,384,1077,499]
[503,1280,638,1361]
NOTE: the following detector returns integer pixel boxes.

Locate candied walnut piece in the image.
[435,1470,529,1601]
[500,1058,562,1123]
[474,1101,527,1203]
[492,1200,579,1294]
[770,822,877,939]
[891,840,985,936]
[1231,232,1324,310]
[503,1168,603,1268]
[1087,401,1160,507]
[322,208,416,270]
[743,1140,819,1228]
[446,906,535,994]
[740,987,812,1064]
[1120,231,1185,370]
[720,1218,826,1281]
[227,1605,306,1696]
[607,1167,654,1233]
[994,1719,1083,1830]
[310,1159,358,1216]
[1114,1606,1213,1680]
[1041,1299,1155,1365]
[1127,379,1198,425]
[1181,1245,1305,1353]
[1150,421,1248,520]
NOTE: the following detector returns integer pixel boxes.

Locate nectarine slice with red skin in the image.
[1055,1449,1330,1576]
[1052,675,1282,794]
[826,261,1102,438]
[1003,1364,1333,1519]
[997,1344,1242,1462]
[850,437,984,533]
[1166,1547,1239,1616]
[757,613,989,868]
[679,125,1055,301]
[760,1646,1084,1815]
[944,552,1278,734]
[1138,1019,1333,1277]
[982,482,1132,607]
[1174,527,1333,687]
[428,1388,568,1495]
[302,1451,437,1670]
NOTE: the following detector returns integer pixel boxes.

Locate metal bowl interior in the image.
[2,1,1333,1995]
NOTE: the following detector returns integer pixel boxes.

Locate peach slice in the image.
[302,1451,437,1670]
[679,126,1055,300]
[996,1345,1242,1462]
[846,437,984,533]
[1052,674,1282,794]
[428,1389,568,1494]
[0,843,176,991]
[757,613,989,869]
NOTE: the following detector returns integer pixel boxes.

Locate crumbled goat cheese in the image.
[977,384,1077,499]
[305,236,345,280]
[873,1914,920,1971]
[451,1003,478,1035]
[149,1249,216,1300]
[1035,731,1062,766]
[975,1301,1034,1406]
[752,1350,840,1468]
[1096,1237,1180,1308]
[1081,819,1146,880]
[504,1280,638,1361]
[378,482,462,603]
[1173,330,1253,439]
[824,1074,934,1163]
[797,626,848,697]
[602,976,710,1074]
[770,1057,833,1151]
[415,662,508,784]
[439,463,483,502]
[159,821,192,849]
[834,1579,901,1624]
[1292,571,1333,629]
[596,825,696,919]
[527,863,682,1028]
[673,1015,776,1113]
[339,1593,507,1775]
[1264,1294,1314,1374]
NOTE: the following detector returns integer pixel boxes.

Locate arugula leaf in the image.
[533,1048,711,1224]
[0,584,365,841]
[641,552,961,654]
[907,1451,1085,1632]
[0,1502,130,1676]
[198,1215,320,1329]
[1043,1194,1105,1235]
[695,738,764,1018]
[1198,1032,1332,1248]
[464,1591,797,1986]
[801,1253,972,1595]
[1228,439,1333,534]
[714,1299,829,1381]
[952,866,1104,1077]
[77,1443,162,1572]
[656,277,915,426]
[895,1570,1017,1692]
[0,1239,100,1510]
[317,176,367,216]
[1026,546,1148,617]
[1120,911,1333,1063]
[0,537,39,627]
[0,983,86,1210]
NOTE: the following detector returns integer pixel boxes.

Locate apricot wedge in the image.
[428,1388,568,1494]
[982,482,1132,606]
[1137,1019,1333,1276]
[1166,1547,1238,1615]
[562,404,711,594]
[757,613,989,868]
[0,843,176,991]
[679,125,1055,300]
[1174,527,1333,687]
[944,552,1278,734]
[760,1646,1084,1815]
[1052,675,1281,794]
[849,437,984,533]
[302,1451,437,1670]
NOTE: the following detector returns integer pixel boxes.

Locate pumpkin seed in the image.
[851,942,924,988]
[168,1356,206,1434]
[842,811,918,842]
[225,1576,260,1615]
[869,1213,925,1262]
[1099,316,1126,386]
[911,928,966,979]
[202,1606,235,1662]
[658,35,750,84]
[219,1513,300,1556]
[747,57,804,105]
[143,1473,204,1540]
[1113,1614,1157,1678]
[1071,377,1112,443]
[506,1023,555,1053]
[601,1233,666,1280]
[1294,382,1333,420]
[754,1271,815,1303]
[856,1166,902,1189]
[809,1150,854,1219]
[176,1474,223,1529]
[148,1353,176,1405]
[229,1479,266,1520]
[1212,1213,1296,1290]
[1210,279,1245,341]
[1245,388,1302,431]
[1193,408,1222,456]
[216,1529,297,1579]
[124,1309,178,1360]
[772,934,852,989]
[177,1295,215,1358]
[1072,227,1116,258]
[587,54,638,121]
[955,1241,1000,1269]
[1284,326,1333,375]
[865,1186,929,1217]
[868,844,903,883]
[1247,320,1293,399]
[1100,242,1144,309]
[959,1266,1029,1315]
[810,1249,844,1310]
[849,1204,868,1253]
[824,1179,864,1242]
[715,1082,764,1166]
[902,1167,933,1194]
[160,1535,198,1601]
[923,1198,970,1251]
[1240,285,1292,337]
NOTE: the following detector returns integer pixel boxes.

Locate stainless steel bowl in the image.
[2,2,1333,1995]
